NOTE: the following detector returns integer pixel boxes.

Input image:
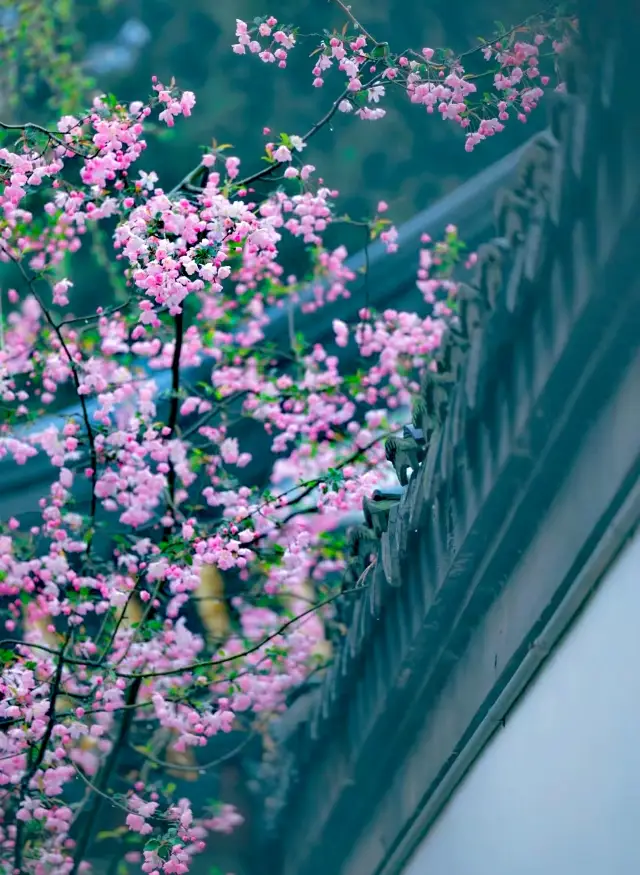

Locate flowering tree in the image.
[0,3,576,874]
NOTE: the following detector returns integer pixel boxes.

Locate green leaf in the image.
[370,42,389,58]
[325,467,345,490]
[97,828,127,841]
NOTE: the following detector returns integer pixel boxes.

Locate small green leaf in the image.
[97,827,127,841]
[371,42,389,58]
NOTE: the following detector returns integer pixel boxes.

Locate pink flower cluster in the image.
[233,17,296,67]
[153,78,196,127]
[233,12,574,148]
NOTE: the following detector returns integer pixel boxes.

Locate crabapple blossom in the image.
[0,4,574,874]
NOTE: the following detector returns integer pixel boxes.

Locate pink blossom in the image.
[273,145,292,162]
[52,278,73,307]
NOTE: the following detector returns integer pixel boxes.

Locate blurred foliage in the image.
[0,0,97,118]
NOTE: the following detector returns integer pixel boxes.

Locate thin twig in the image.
[57,297,132,327]
[117,585,367,681]
[132,730,256,774]
[0,120,91,159]
[457,2,561,60]
[329,0,378,45]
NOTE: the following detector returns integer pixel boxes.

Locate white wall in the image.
[404,527,640,875]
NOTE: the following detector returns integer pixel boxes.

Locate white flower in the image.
[137,170,158,191]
